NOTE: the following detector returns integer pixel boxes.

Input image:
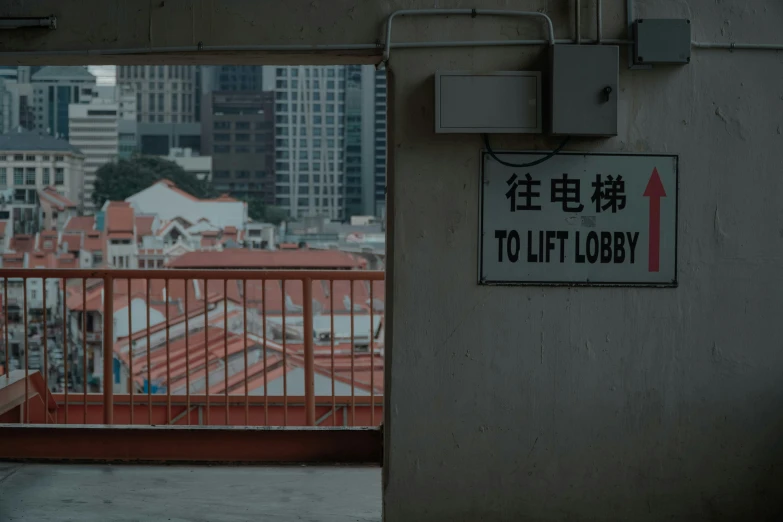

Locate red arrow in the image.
[643,168,667,272]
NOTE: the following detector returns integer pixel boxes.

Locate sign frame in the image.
[478,150,679,287]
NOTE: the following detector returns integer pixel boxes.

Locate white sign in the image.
[479,152,678,286]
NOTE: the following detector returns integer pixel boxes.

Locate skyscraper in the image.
[344,65,376,218]
[203,66,264,92]
[116,65,198,124]
[265,65,346,220]
[30,66,96,140]
[201,91,275,205]
[373,70,388,218]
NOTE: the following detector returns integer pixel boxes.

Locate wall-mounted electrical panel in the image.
[435,71,542,134]
[549,44,619,136]
[634,19,691,65]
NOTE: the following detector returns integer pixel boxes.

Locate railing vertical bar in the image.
[42,278,48,422]
[128,278,133,425]
[23,278,29,424]
[282,279,287,427]
[82,278,87,424]
[370,280,375,426]
[146,280,151,424]
[165,278,171,424]
[350,280,355,427]
[63,277,68,423]
[262,279,268,426]
[243,280,249,426]
[303,277,315,426]
[103,274,114,425]
[185,279,190,425]
[204,278,210,425]
[223,278,229,426]
[3,277,7,383]
[330,279,335,427]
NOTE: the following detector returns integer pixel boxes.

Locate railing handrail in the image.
[0,268,385,281]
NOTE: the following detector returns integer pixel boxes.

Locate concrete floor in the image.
[0,462,381,521]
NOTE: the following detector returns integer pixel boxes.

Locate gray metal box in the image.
[549,45,618,136]
[435,71,542,133]
[634,19,691,64]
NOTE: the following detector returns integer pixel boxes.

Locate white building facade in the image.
[68,102,119,213]
[264,65,346,220]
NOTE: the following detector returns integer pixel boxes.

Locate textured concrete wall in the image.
[3,1,783,520]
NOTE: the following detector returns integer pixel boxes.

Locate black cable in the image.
[482,134,571,168]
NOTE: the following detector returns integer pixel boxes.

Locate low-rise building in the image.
[165,148,212,182]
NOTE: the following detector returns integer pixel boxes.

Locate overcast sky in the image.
[88,65,116,85]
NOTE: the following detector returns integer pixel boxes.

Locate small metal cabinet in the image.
[549,45,619,137]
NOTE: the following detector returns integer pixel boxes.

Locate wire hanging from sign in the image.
[482,134,570,168]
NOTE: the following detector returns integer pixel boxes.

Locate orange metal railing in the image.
[0,268,384,428]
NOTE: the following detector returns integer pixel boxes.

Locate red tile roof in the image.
[65,216,95,232]
[28,251,56,269]
[10,235,35,253]
[2,253,24,268]
[168,250,364,269]
[57,252,77,268]
[83,231,105,254]
[105,201,135,239]
[135,215,155,239]
[38,230,59,253]
[38,187,77,211]
[60,232,83,253]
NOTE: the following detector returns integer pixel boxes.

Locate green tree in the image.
[92,156,216,208]
[238,196,288,225]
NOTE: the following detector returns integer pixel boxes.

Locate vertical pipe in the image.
[42,278,48,421]
[350,280,355,426]
[3,278,8,383]
[262,279,268,425]
[303,278,315,426]
[82,278,87,424]
[146,280,151,424]
[243,280,248,426]
[596,0,602,43]
[282,279,287,426]
[185,279,190,425]
[23,278,28,424]
[575,0,581,44]
[128,278,133,425]
[63,277,68,423]
[370,280,375,426]
[103,274,114,425]
[165,278,171,423]
[223,279,229,425]
[330,279,335,426]
[204,278,210,425]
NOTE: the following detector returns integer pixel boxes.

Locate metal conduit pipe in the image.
[596,0,603,43]
[575,0,581,45]
[691,41,783,50]
[382,8,557,63]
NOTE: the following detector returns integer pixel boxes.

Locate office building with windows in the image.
[68,102,120,213]
[0,131,85,234]
[265,65,346,220]
[373,69,388,218]
[116,65,198,124]
[201,91,274,204]
[202,66,264,92]
[30,66,96,140]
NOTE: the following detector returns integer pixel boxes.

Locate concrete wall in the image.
[3,1,783,520]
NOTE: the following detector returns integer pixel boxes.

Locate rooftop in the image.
[31,65,96,81]
[0,131,83,154]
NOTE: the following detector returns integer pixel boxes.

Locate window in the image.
[299,138,307,147]
[25,168,36,185]
[327,139,335,147]
[327,127,335,136]
[291,80,298,88]
[171,93,178,111]
[276,91,287,100]
[313,104,321,112]
[31,290,37,300]
[313,92,320,101]
[299,174,309,183]
[214,171,230,179]
[14,154,23,161]
[235,121,250,130]
[313,151,322,160]
[55,168,64,185]
[255,171,265,179]
[326,92,335,101]
[291,69,299,78]
[236,170,250,179]
[276,80,287,89]
[327,80,335,89]
[235,134,250,142]
[25,155,36,161]
[235,146,250,153]
[42,168,50,185]
[314,116,322,124]
[214,121,230,129]
[13,168,23,185]
[327,69,336,78]
[299,150,308,160]
[298,198,308,206]
[300,186,309,195]
[149,93,155,111]
[313,139,322,147]
[326,116,334,124]
[326,104,335,113]
[214,134,230,142]
[254,134,265,142]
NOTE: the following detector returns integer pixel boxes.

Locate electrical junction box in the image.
[435,71,541,133]
[549,44,619,136]
[634,19,691,64]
